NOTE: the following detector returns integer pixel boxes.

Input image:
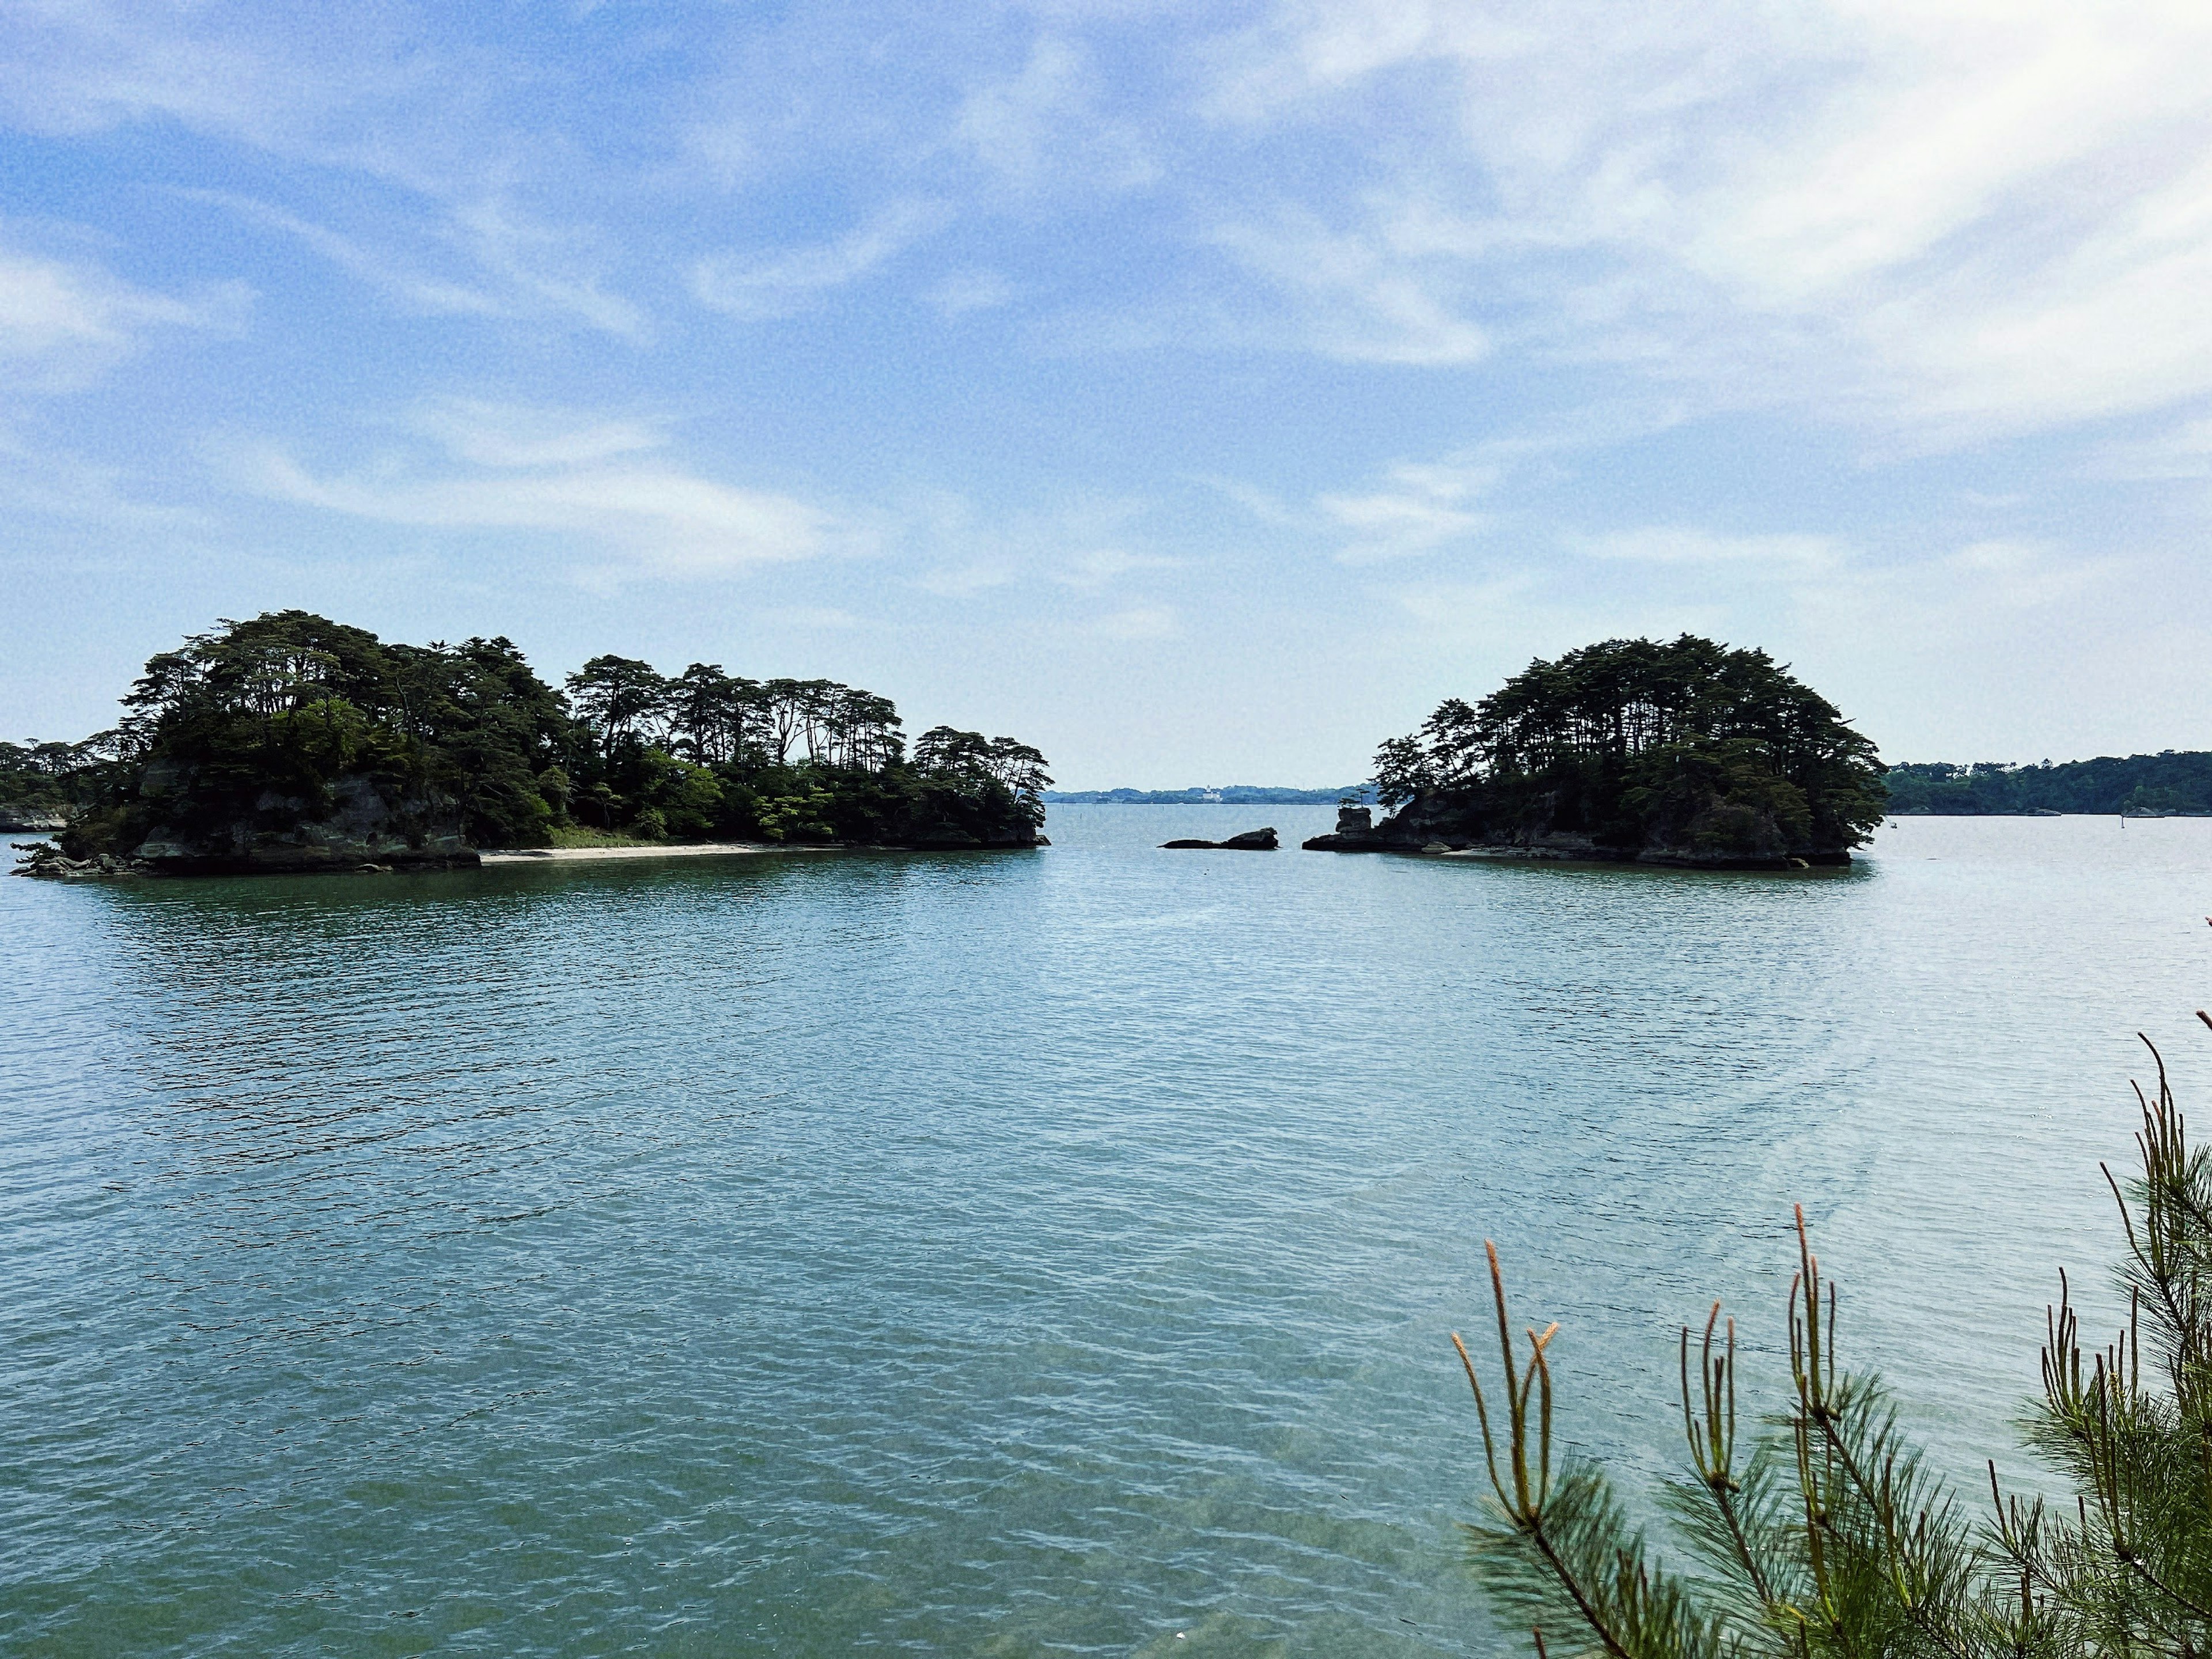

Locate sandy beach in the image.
[480,842,814,865]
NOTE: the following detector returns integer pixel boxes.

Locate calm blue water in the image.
[5,809,2210,1655]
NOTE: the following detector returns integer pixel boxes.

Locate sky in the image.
[5,1,2211,788]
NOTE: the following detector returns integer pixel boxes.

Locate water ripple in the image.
[2,810,2206,1653]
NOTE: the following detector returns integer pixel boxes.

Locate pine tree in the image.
[1456,1024,2212,1658]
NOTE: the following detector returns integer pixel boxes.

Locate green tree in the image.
[565,656,669,759]
[1452,1031,2212,1659]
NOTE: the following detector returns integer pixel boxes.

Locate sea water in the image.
[3,810,2208,1654]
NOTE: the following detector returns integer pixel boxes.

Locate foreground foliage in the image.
[1374,637,1887,860]
[51,611,1049,859]
[1456,1029,2212,1658]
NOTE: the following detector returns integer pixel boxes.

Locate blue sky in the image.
[5,1,2210,787]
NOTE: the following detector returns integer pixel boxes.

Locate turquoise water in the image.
[4,809,2210,1655]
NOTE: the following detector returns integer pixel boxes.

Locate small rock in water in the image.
[1160,827,1278,851]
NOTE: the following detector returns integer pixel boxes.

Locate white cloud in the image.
[0,423,209,530]
[407,399,665,470]
[199,191,646,338]
[447,194,646,339]
[1211,213,1490,366]
[229,404,850,575]
[954,35,1158,195]
[2090,416,2212,481]
[1319,456,1493,561]
[1938,538,2110,610]
[924,268,1015,316]
[1092,604,1181,639]
[757,605,863,630]
[191,192,503,319]
[1204,0,2212,435]
[915,562,1015,596]
[1579,527,1843,573]
[692,200,948,320]
[0,244,240,388]
[1058,548,1175,589]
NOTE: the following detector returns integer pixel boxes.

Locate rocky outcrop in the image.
[12,843,147,880]
[117,773,479,876]
[1301,798,1849,869]
[1301,805,1388,853]
[1160,827,1279,850]
[0,809,66,832]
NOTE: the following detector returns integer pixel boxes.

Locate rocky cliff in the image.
[74,769,478,876]
[1301,801,1850,869]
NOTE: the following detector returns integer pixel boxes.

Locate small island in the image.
[17,611,1049,877]
[1306,635,1887,868]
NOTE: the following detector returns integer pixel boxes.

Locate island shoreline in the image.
[482,839,1046,865]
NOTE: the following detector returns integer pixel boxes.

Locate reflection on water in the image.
[2,810,2208,1653]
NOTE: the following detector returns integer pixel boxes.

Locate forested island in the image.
[12,611,1048,876]
[1308,635,1888,867]
[1881,753,2212,816]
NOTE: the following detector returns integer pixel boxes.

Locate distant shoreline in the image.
[1043,789,1370,805]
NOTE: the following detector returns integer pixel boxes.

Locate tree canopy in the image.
[1371,636,1887,859]
[54,611,1049,863]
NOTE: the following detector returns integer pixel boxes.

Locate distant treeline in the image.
[1041,785,1377,805]
[1883,752,2212,816]
[0,740,85,822]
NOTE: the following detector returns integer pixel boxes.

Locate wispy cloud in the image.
[953,35,1158,196]
[914,561,1016,597]
[1203,0,2212,435]
[406,399,665,470]
[1056,548,1176,590]
[2089,416,2212,482]
[0,242,243,388]
[229,402,850,576]
[692,200,949,320]
[190,191,505,319]
[1578,527,1843,573]
[924,267,1015,316]
[1319,456,1494,561]
[1091,604,1181,640]
[1211,212,1490,366]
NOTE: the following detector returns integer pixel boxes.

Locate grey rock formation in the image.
[1302,795,1851,868]
[1160,827,1278,850]
[126,774,479,875]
